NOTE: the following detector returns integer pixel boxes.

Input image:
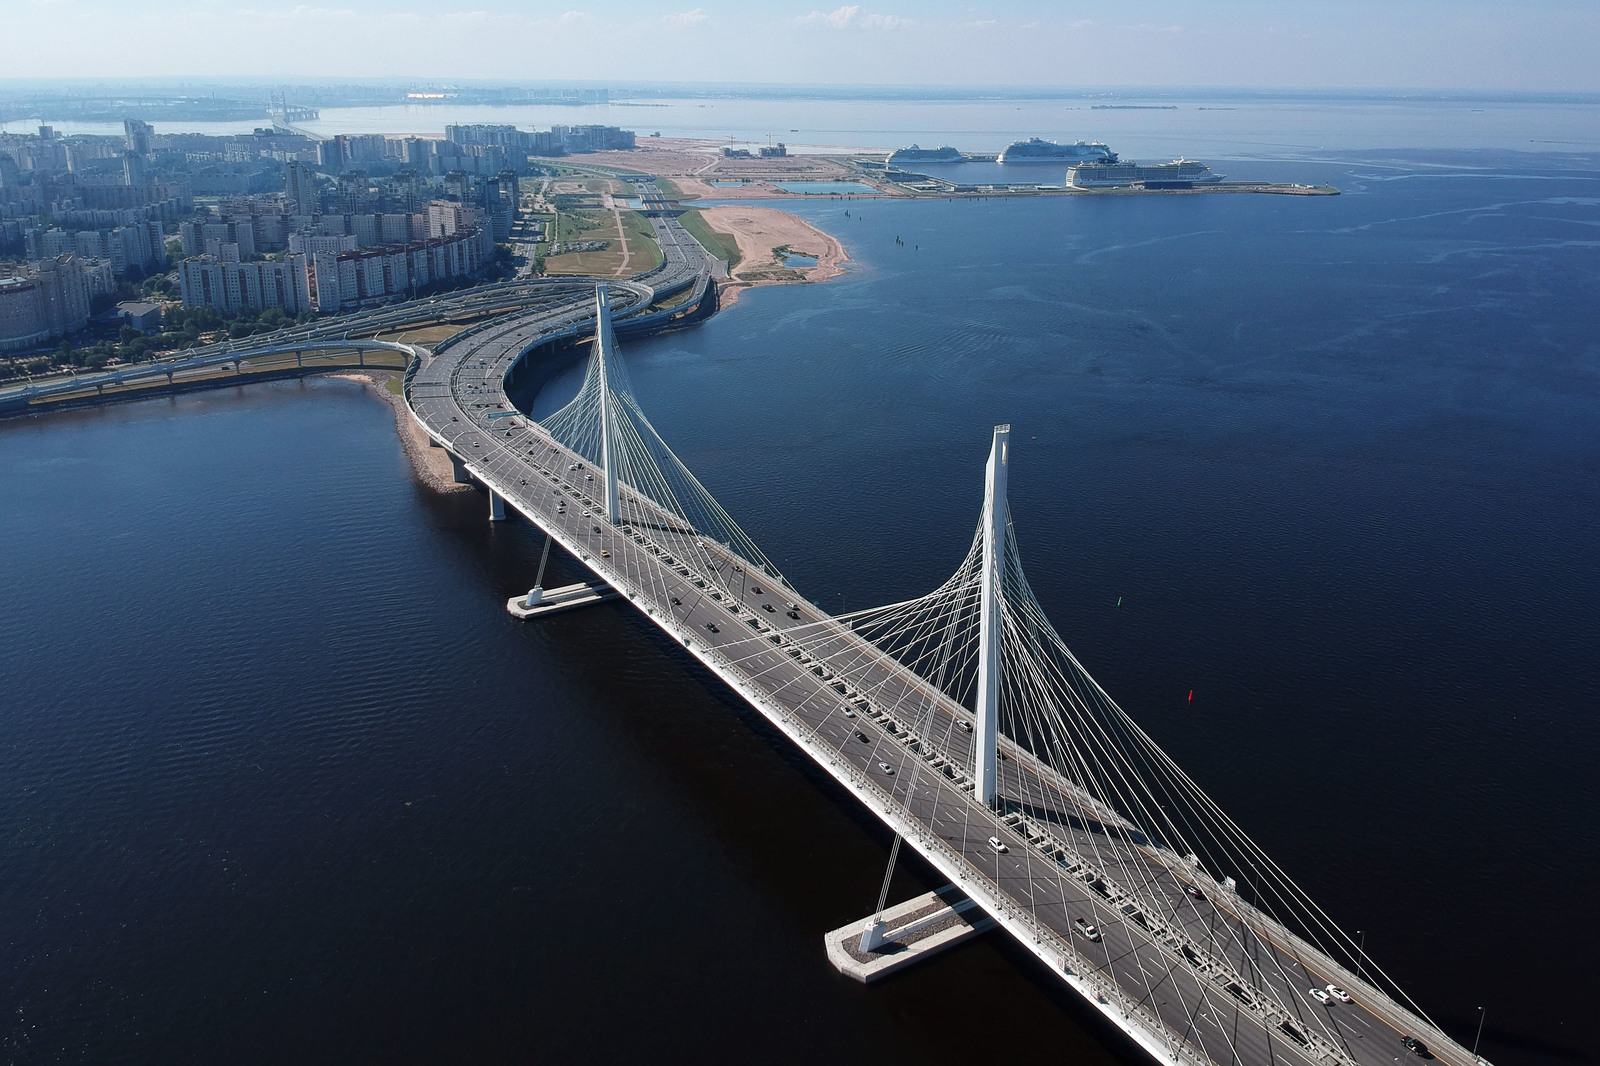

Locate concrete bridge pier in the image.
[295,351,302,367]
[489,488,507,521]
[448,452,472,484]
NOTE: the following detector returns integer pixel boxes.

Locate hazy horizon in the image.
[6,0,1598,92]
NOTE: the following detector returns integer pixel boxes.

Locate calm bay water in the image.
[3,127,1599,1064]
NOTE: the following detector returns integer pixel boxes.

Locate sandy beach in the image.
[694,205,850,305]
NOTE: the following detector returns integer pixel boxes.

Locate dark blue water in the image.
[4,147,1598,1065]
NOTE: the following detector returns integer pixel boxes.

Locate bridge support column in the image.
[489,488,507,521]
[974,424,1009,808]
[448,452,471,484]
[596,285,622,524]
[295,351,302,367]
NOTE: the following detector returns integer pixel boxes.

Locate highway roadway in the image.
[401,201,1477,1066]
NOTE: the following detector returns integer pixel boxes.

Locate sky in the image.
[6,0,1599,91]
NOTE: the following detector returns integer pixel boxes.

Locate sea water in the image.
[2,113,1596,1065]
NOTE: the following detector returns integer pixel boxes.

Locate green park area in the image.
[677,210,740,270]
[540,179,663,277]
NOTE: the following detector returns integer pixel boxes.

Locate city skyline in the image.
[6,0,1599,92]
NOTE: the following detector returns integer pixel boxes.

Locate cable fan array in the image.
[808,470,1445,1049]
[539,288,784,584]
[529,295,1448,1062]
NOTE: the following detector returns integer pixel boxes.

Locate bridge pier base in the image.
[489,489,507,522]
[448,452,471,484]
[825,887,993,984]
[506,581,618,619]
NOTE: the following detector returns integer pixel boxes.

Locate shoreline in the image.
[693,205,851,307]
[326,370,471,494]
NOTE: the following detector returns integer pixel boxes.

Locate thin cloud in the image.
[796,5,905,30]
[663,7,709,29]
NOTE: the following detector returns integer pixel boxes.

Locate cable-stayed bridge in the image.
[2,185,1484,1066]
[403,212,1489,1066]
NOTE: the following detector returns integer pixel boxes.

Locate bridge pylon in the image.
[974,424,1009,807]
[595,285,622,525]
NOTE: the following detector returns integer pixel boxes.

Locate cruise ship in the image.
[997,137,1117,164]
[1066,158,1224,188]
[885,144,964,165]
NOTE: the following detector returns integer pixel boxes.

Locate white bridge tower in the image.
[596,286,622,525]
[974,424,1008,807]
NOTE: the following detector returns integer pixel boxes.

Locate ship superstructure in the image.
[886,144,965,165]
[1066,158,1224,188]
[998,137,1117,164]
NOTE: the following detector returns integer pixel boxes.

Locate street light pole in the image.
[1473,1007,1486,1059]
[1356,929,1367,985]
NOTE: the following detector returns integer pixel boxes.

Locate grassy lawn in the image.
[369,324,463,345]
[678,209,741,270]
[546,208,661,277]
[555,210,606,243]
[618,210,664,272]
[655,178,693,201]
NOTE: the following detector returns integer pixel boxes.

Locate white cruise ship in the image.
[997,137,1117,164]
[886,144,964,165]
[1066,158,1224,188]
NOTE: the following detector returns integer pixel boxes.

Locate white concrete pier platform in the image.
[505,582,618,619]
[824,885,994,984]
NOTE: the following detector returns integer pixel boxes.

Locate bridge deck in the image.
[405,201,1474,1066]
